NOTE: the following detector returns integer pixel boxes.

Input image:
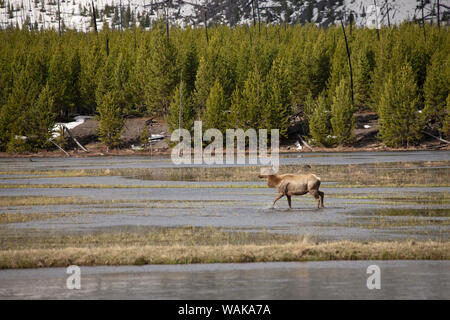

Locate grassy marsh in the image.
[1,161,449,187]
[1,239,448,269]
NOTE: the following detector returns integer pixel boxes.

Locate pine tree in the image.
[26,84,56,150]
[47,44,72,120]
[330,79,355,145]
[204,79,227,132]
[97,91,124,150]
[181,42,199,97]
[354,47,375,109]
[167,81,195,134]
[423,52,449,137]
[111,51,133,115]
[95,53,115,108]
[140,124,149,147]
[194,38,236,115]
[308,94,332,147]
[128,44,150,115]
[327,38,349,103]
[145,21,179,115]
[443,95,450,139]
[228,66,265,129]
[264,56,291,138]
[193,55,211,113]
[378,63,423,147]
[0,53,43,151]
[79,42,103,114]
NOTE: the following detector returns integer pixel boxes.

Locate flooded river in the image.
[0,151,449,299]
[1,150,449,170]
[0,261,448,299]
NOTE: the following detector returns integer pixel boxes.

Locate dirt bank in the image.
[0,114,448,158]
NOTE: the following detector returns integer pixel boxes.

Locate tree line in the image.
[0,21,448,152]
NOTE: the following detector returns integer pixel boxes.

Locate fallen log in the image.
[63,126,89,152]
[48,139,70,157]
[422,131,450,144]
[298,135,314,151]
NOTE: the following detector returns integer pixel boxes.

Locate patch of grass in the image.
[326,192,450,204]
[0,226,302,250]
[347,208,450,217]
[0,239,448,269]
[0,212,82,224]
[0,183,267,189]
[327,216,450,229]
[0,196,236,207]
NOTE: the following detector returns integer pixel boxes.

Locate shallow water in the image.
[1,174,449,240]
[0,261,448,299]
[1,151,449,170]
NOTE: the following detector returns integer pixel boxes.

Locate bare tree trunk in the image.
[251,0,256,27]
[228,0,232,27]
[165,3,169,40]
[204,9,209,44]
[91,0,97,34]
[119,0,123,31]
[340,19,354,104]
[57,0,61,35]
[437,0,440,30]
[421,0,426,41]
[256,0,261,36]
[385,0,391,27]
[374,0,380,40]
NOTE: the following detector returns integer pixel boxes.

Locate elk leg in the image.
[319,191,324,208]
[287,195,292,209]
[272,193,284,209]
[310,190,320,209]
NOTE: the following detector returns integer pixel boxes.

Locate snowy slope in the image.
[0,0,447,31]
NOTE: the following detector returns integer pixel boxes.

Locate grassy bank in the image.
[1,240,448,269]
[0,227,448,269]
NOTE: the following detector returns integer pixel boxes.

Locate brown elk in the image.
[258,173,324,209]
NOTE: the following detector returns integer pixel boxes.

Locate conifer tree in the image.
[47,45,72,120]
[229,66,265,129]
[327,38,349,103]
[354,47,375,109]
[140,124,149,147]
[330,79,355,145]
[182,42,199,97]
[204,79,227,132]
[308,94,332,147]
[145,21,179,115]
[79,42,103,114]
[264,56,291,138]
[95,53,115,108]
[128,44,150,114]
[97,91,124,150]
[378,63,423,147]
[26,84,56,149]
[423,52,449,137]
[167,81,195,134]
[443,95,450,139]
